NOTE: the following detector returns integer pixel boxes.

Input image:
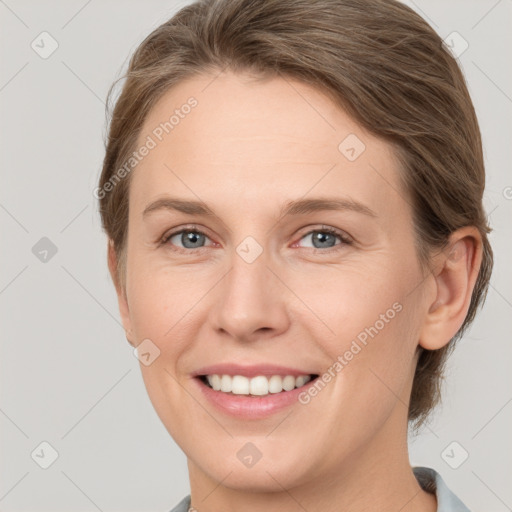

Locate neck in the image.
[186,409,437,512]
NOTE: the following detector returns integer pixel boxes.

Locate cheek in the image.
[292,258,418,347]
[296,259,422,406]
[126,282,172,341]
[125,265,195,432]
[125,251,203,340]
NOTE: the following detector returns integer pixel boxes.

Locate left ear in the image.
[419,226,483,350]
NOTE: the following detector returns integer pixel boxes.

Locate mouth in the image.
[196,373,319,397]
[191,364,321,418]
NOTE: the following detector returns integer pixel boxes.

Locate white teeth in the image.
[295,375,307,387]
[220,374,232,392]
[204,374,312,396]
[232,375,250,395]
[249,376,269,396]
[282,375,296,391]
[268,375,283,394]
[209,374,221,391]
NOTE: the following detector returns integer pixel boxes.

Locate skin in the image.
[108,71,482,512]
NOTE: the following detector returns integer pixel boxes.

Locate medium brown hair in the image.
[98,0,493,427]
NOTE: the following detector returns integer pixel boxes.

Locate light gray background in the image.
[1,1,510,510]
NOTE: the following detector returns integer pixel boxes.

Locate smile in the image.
[192,365,320,419]
[200,373,316,396]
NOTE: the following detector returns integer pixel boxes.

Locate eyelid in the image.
[296,224,353,244]
[292,225,353,251]
[160,224,215,247]
[160,224,353,252]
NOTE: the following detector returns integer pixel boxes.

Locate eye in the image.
[160,225,352,253]
[295,226,352,251]
[161,226,214,251]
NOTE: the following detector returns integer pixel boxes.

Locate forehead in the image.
[130,71,406,220]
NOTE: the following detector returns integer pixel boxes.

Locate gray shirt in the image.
[168,466,470,512]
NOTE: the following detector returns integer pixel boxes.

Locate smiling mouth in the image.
[197,373,319,397]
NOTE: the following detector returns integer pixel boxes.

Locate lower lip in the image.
[193,376,317,420]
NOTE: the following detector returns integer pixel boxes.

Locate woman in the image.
[97,0,493,510]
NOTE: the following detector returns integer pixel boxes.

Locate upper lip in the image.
[192,363,317,378]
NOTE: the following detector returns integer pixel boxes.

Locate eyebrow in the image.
[142,196,377,219]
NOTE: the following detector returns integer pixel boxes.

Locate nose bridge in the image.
[210,237,289,340]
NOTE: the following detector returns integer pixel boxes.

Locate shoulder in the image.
[413,466,471,512]
[168,494,191,512]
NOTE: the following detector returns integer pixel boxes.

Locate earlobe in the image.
[419,227,483,351]
[107,240,135,346]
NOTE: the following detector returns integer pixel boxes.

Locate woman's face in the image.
[117,72,435,491]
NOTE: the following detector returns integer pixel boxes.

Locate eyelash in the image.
[159,224,352,254]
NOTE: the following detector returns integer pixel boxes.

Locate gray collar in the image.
[413,466,471,511]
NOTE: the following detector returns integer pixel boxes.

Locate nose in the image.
[209,248,290,343]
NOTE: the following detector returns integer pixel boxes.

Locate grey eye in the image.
[170,230,208,249]
[300,230,341,249]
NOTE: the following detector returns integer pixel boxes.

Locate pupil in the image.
[183,231,204,248]
[314,231,335,248]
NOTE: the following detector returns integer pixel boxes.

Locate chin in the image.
[211,464,305,493]
[189,445,313,492]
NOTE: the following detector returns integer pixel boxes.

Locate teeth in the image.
[282,375,296,391]
[220,374,232,392]
[232,375,250,395]
[210,374,221,391]
[250,376,268,396]
[205,374,312,396]
[295,375,308,387]
[268,375,282,394]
